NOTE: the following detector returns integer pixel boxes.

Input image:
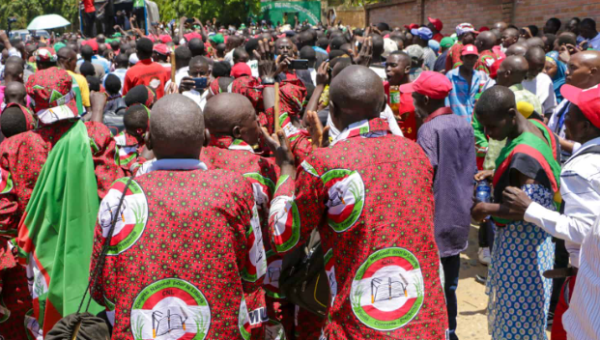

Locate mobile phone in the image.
[289,59,309,70]
[192,77,208,90]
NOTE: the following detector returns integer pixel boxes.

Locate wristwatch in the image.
[261,77,276,85]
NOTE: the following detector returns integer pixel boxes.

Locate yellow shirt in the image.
[67,71,91,107]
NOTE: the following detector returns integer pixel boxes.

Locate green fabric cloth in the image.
[53,42,66,52]
[133,0,145,8]
[492,119,561,225]
[209,33,224,44]
[482,84,544,170]
[15,121,102,335]
[440,37,454,49]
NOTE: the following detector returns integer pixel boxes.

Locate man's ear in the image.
[590,66,598,76]
[203,128,210,147]
[232,125,242,139]
[404,64,411,74]
[145,130,153,150]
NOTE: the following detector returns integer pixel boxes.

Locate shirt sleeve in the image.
[122,70,132,95]
[85,122,126,199]
[416,125,438,173]
[524,171,600,245]
[382,105,404,137]
[79,75,91,107]
[232,177,267,295]
[0,155,20,238]
[268,160,327,255]
[90,185,120,309]
[471,113,489,157]
[543,79,558,116]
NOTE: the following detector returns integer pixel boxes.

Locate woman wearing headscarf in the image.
[544,51,567,103]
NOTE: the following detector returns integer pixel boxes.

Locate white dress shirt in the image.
[563,214,600,340]
[164,66,190,90]
[522,72,557,117]
[524,137,600,267]
[326,104,404,138]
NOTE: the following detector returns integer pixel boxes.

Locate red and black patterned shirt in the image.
[0,120,123,243]
[91,160,268,340]
[268,118,448,339]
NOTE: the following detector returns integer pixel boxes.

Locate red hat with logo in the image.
[404,23,419,30]
[461,44,479,56]
[561,84,600,129]
[427,17,443,32]
[399,71,453,100]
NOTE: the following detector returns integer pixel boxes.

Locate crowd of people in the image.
[0,12,600,340]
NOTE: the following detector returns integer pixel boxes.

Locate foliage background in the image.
[0,0,262,31]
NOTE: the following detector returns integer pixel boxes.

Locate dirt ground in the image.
[455,225,551,340]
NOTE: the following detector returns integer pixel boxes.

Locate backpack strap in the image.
[77,176,134,314]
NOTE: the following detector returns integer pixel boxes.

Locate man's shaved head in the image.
[475,31,497,52]
[204,93,260,145]
[329,65,385,130]
[526,37,545,50]
[506,43,528,57]
[525,46,546,79]
[496,55,529,87]
[557,32,577,47]
[475,86,518,141]
[3,61,23,83]
[4,82,27,106]
[566,50,600,89]
[502,28,519,48]
[493,21,508,32]
[149,94,205,159]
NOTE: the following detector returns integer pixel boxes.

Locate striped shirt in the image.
[445,68,484,123]
[564,214,600,340]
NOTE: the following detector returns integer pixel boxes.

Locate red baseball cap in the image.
[404,23,419,30]
[561,84,600,129]
[490,56,505,79]
[399,71,453,100]
[461,44,479,56]
[84,39,99,52]
[231,63,252,78]
[160,34,173,44]
[153,43,170,56]
[428,17,443,32]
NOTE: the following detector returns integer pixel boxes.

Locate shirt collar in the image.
[209,135,255,152]
[424,107,453,123]
[573,136,600,156]
[331,118,390,146]
[136,158,207,177]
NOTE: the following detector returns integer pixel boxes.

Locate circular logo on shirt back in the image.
[131,278,211,340]
[350,247,425,331]
[323,169,365,232]
[98,178,149,255]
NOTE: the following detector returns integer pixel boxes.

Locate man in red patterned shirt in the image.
[91,94,268,340]
[0,68,124,339]
[267,65,448,339]
[201,93,290,338]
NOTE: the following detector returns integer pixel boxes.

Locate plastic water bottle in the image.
[475,180,492,203]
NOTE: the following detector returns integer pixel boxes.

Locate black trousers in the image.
[84,11,96,38]
[134,7,145,32]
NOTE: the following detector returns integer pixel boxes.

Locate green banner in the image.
[260,1,322,26]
